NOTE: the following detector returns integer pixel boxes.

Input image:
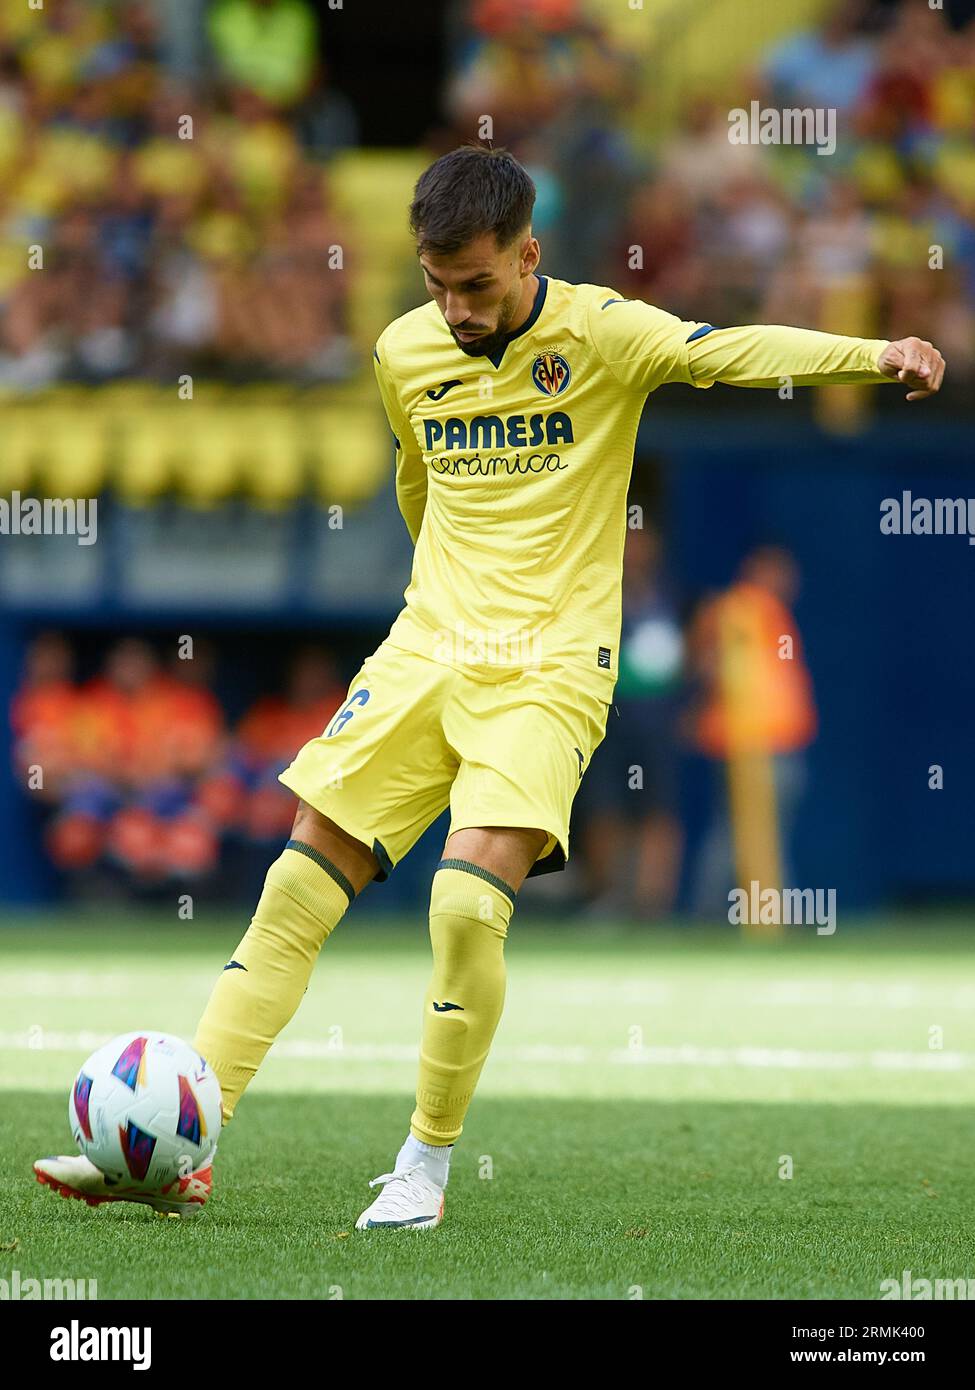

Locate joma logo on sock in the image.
[432,1001,464,1012]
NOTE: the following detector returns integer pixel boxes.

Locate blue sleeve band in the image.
[685,324,718,342]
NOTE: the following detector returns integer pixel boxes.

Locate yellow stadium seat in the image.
[312,402,389,506]
[239,409,306,507]
[114,414,176,503]
[35,414,109,498]
[170,412,243,506]
[326,150,428,345]
[0,410,42,495]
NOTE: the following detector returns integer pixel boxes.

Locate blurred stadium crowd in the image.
[12,632,344,889]
[443,0,975,374]
[0,0,355,387]
[1,0,972,389]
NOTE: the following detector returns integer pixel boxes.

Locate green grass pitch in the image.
[1,911,973,1300]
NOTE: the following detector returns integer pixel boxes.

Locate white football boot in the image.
[355,1164,445,1230]
[34,1153,213,1218]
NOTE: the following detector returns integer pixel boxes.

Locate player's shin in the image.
[411,864,513,1147]
[193,841,353,1122]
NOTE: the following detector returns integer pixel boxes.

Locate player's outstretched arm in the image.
[586,298,945,403]
[686,324,946,402]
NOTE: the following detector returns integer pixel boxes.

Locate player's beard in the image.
[448,284,523,358]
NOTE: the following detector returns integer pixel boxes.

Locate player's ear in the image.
[520,234,540,277]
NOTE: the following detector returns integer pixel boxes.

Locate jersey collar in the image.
[484,274,549,369]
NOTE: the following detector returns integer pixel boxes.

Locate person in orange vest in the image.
[687,545,817,915]
[10,632,80,801]
[236,647,346,841]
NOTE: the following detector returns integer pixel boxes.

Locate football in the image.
[69,1031,222,1187]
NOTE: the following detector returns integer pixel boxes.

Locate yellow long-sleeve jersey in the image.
[373,275,889,697]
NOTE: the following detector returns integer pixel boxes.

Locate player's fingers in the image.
[915,341,935,378]
[897,339,923,382]
[906,347,945,399]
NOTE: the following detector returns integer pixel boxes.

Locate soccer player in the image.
[35,146,945,1227]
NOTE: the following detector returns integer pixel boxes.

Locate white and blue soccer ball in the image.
[69,1031,222,1187]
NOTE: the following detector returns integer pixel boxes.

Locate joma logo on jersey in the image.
[531,352,571,396]
[423,412,574,451]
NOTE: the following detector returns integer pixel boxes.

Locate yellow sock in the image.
[193,841,353,1122]
[411,862,514,1146]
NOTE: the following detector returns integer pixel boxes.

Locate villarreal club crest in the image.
[531,352,571,396]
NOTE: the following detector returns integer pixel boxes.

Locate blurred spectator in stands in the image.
[760,176,872,330]
[447,0,638,280]
[706,174,794,326]
[237,646,345,839]
[687,547,817,916]
[158,640,227,780]
[872,170,954,347]
[660,96,762,204]
[213,161,353,379]
[447,0,580,144]
[536,14,641,281]
[208,0,357,157]
[10,632,79,801]
[44,638,162,875]
[605,177,706,317]
[763,0,877,115]
[576,523,685,920]
[208,0,318,110]
[72,638,161,785]
[138,642,226,877]
[860,1,944,146]
[39,638,224,881]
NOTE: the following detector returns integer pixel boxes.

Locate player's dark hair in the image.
[409,146,536,256]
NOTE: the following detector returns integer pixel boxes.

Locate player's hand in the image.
[877,337,946,401]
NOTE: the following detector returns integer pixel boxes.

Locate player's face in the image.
[419,232,538,358]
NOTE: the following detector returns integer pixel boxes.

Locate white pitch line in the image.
[610,1045,970,1071]
[0,975,145,999]
[4,978,975,1010]
[0,1032,971,1072]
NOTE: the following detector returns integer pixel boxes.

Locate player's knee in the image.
[291,798,340,843]
[443,826,546,893]
[289,799,379,892]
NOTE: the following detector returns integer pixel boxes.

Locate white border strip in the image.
[0,1031,970,1072]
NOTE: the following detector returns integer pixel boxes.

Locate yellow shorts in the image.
[278,641,610,880]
